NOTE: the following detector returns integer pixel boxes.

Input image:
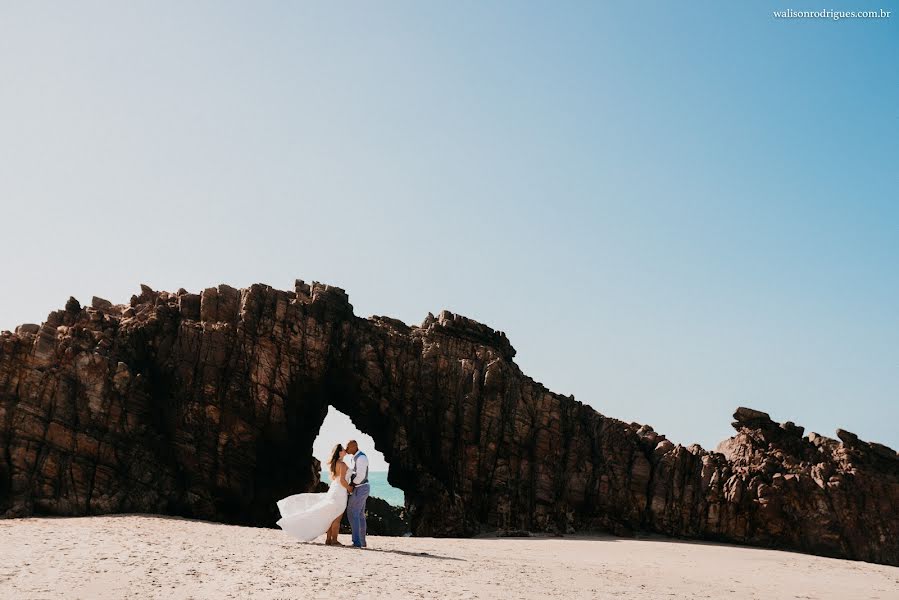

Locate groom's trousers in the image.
[347,483,369,547]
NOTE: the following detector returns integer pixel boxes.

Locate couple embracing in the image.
[276,440,370,548]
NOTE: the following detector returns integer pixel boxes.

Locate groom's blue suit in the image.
[347,451,369,548]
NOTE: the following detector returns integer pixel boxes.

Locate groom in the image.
[345,439,369,548]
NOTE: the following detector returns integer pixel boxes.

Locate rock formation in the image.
[0,282,896,565]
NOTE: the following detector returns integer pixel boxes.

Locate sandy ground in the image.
[1,515,896,600]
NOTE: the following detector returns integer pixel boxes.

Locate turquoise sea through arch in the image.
[320,470,404,507]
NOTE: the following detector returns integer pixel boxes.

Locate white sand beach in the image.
[1,515,896,600]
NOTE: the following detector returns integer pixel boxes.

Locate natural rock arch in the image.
[0,280,897,565]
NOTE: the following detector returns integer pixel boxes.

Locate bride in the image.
[276,443,353,545]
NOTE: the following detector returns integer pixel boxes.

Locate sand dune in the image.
[1,515,896,599]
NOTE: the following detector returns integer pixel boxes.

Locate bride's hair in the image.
[327,443,344,478]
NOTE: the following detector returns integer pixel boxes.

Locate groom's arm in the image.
[351,454,368,485]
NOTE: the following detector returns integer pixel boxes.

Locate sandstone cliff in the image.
[1,282,896,565]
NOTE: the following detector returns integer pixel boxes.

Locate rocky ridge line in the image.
[0,281,896,565]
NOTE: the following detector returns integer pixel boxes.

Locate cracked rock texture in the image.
[1,282,896,565]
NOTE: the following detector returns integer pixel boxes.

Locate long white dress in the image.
[276,470,349,542]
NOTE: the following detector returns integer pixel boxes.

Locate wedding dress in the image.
[276,470,348,542]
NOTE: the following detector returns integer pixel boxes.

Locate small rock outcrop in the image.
[0,281,896,565]
[345,496,408,537]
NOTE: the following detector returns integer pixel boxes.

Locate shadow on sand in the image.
[472,530,847,562]
[320,543,467,562]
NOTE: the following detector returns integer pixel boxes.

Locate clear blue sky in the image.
[1,2,896,464]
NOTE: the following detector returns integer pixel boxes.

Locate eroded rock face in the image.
[1,282,897,565]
